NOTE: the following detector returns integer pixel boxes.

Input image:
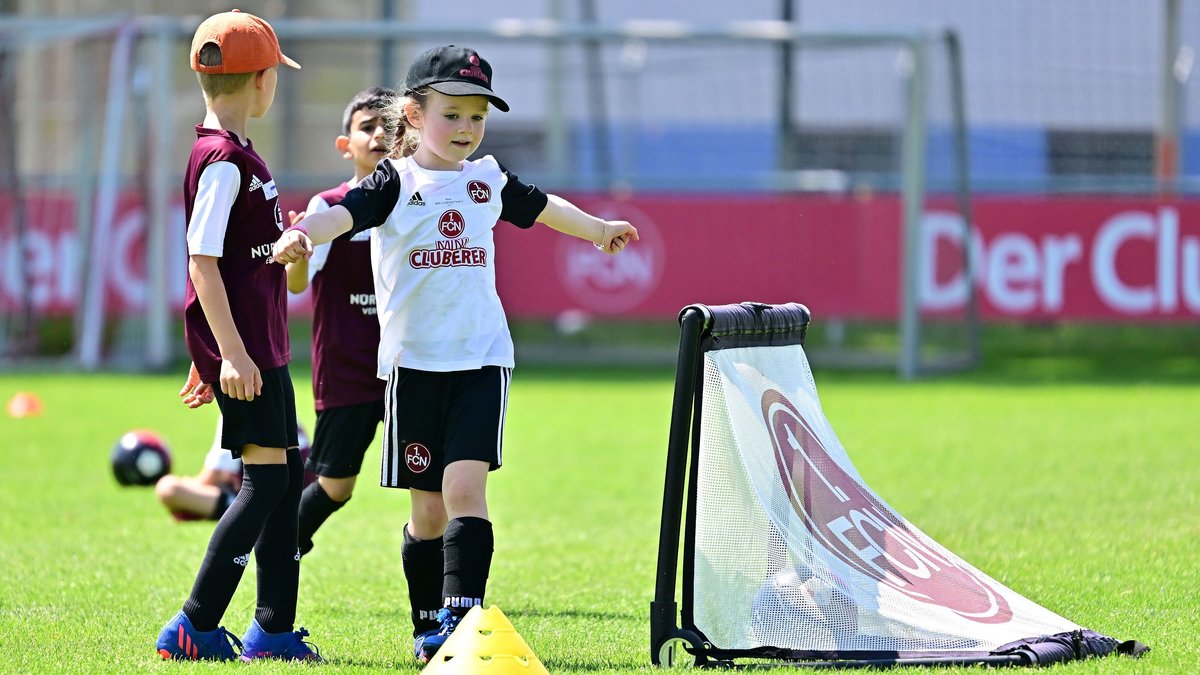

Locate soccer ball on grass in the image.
[111,429,172,486]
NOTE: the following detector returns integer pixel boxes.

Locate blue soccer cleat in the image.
[414,608,462,664]
[240,618,323,662]
[155,610,242,661]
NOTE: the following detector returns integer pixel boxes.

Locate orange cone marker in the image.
[6,391,43,418]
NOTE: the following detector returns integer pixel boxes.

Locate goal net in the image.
[0,17,981,376]
[651,302,1143,668]
[0,18,173,371]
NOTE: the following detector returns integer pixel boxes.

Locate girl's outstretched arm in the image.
[272,205,353,263]
[536,194,639,254]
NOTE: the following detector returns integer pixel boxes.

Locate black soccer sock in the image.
[297,481,349,556]
[208,485,239,521]
[441,517,493,618]
[402,525,445,636]
[182,462,289,632]
[252,448,304,633]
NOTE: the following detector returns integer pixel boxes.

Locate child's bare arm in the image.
[189,255,262,401]
[285,260,309,293]
[283,209,310,292]
[273,205,354,264]
[536,194,639,254]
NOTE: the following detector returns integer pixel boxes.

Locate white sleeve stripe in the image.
[186,161,241,257]
[305,195,333,279]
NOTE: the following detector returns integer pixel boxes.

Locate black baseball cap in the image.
[404,45,510,112]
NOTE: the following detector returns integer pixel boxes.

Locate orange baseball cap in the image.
[190,9,301,74]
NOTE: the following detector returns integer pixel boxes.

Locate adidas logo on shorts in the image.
[233,553,250,567]
[407,191,425,206]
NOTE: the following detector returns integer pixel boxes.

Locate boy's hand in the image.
[219,351,263,401]
[273,224,312,264]
[599,220,639,254]
[179,362,214,408]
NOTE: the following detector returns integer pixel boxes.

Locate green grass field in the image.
[1,355,1196,673]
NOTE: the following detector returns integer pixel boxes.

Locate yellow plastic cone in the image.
[6,391,43,418]
[420,606,549,674]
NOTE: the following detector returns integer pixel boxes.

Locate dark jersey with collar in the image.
[307,182,386,410]
[183,125,289,384]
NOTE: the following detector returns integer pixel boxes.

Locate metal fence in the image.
[0,5,1194,374]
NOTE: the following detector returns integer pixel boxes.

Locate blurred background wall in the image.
[2,1,1197,374]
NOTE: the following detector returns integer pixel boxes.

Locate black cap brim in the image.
[427,81,510,112]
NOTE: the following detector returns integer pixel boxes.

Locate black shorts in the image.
[213,364,299,458]
[380,366,511,491]
[308,399,385,478]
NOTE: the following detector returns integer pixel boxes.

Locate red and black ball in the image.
[111,429,173,486]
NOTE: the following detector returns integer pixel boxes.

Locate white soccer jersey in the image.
[339,155,547,376]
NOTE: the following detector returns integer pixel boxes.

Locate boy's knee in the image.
[154,475,183,505]
[241,463,291,505]
[319,475,356,502]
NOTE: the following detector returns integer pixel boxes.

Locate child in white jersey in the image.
[285,87,412,559]
[272,45,637,663]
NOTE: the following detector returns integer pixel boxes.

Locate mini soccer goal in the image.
[650,302,1146,668]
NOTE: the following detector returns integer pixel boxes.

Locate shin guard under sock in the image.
[252,448,304,633]
[441,517,493,618]
[402,525,445,636]
[297,481,348,556]
[182,462,289,631]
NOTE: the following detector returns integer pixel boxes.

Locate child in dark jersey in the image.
[155,10,319,662]
[284,87,415,556]
[273,45,637,663]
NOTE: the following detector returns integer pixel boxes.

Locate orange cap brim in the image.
[280,52,301,69]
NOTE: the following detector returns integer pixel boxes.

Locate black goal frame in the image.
[649,301,1035,669]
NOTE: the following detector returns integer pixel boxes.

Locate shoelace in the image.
[438,613,461,637]
[218,627,244,656]
[293,627,321,659]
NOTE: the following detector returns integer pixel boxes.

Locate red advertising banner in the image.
[923,197,1200,320]
[496,193,1200,321]
[2,191,1198,321]
[496,194,902,320]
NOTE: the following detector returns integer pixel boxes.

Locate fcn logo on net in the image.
[760,389,1013,624]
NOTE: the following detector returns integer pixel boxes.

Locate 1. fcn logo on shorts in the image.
[405,442,432,473]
